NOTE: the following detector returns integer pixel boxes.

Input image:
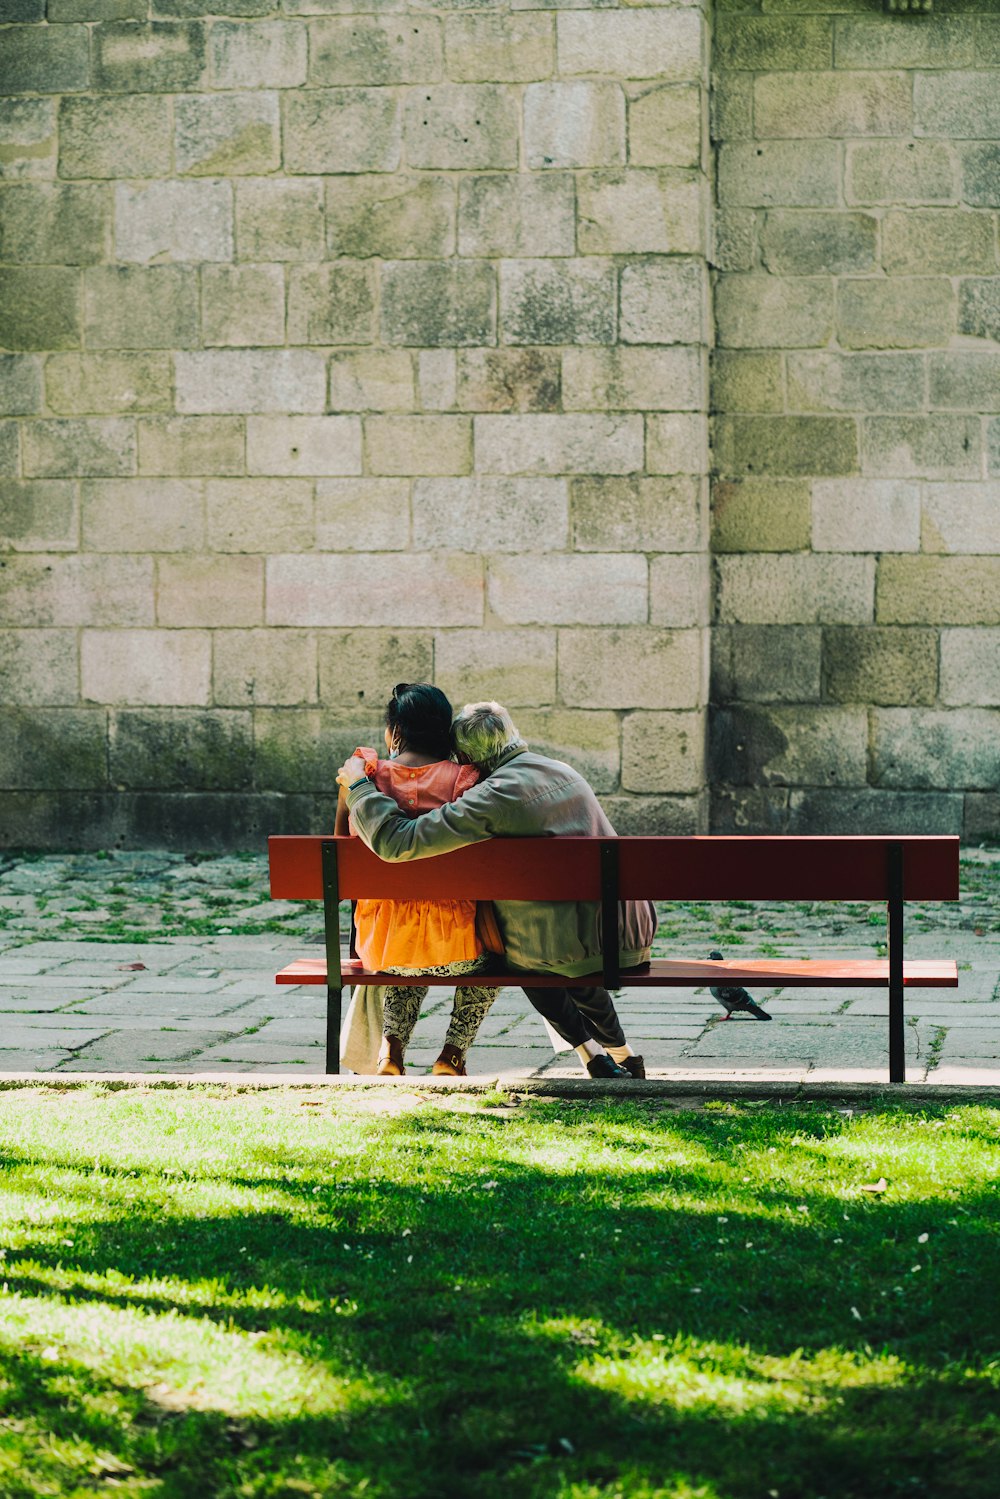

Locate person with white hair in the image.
[337,700,653,1079]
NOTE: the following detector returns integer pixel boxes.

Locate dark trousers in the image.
[520,984,626,1051]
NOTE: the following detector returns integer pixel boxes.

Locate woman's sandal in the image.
[377,1035,406,1076]
[431,1044,467,1077]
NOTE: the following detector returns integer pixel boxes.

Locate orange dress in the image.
[349,751,482,971]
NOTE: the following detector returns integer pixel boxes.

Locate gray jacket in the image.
[347,746,656,979]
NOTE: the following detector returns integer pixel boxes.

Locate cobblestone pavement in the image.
[0,850,997,1087]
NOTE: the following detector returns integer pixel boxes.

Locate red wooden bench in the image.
[268,834,959,1084]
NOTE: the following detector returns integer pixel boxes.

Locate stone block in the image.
[317,628,433,709]
[175,91,279,176]
[235,178,324,262]
[0,480,76,552]
[108,708,251,791]
[327,175,454,259]
[628,83,701,169]
[571,475,705,554]
[209,20,306,89]
[646,414,708,477]
[202,264,284,348]
[514,708,620,794]
[861,416,980,480]
[0,24,90,94]
[455,349,560,413]
[58,95,169,180]
[287,263,376,346]
[578,169,704,256]
[50,0,145,26]
[206,478,313,552]
[711,478,811,553]
[717,141,839,207]
[434,627,556,707]
[755,70,910,139]
[960,144,1000,208]
[81,630,211,707]
[871,708,1000,791]
[648,553,710,627]
[84,265,199,350]
[622,711,704,795]
[837,279,954,351]
[965,793,1000,846]
[500,259,616,346]
[247,416,361,478]
[711,209,757,273]
[267,554,484,627]
[176,350,326,413]
[929,353,1000,412]
[0,354,42,415]
[0,98,56,181]
[213,628,318,707]
[712,416,858,479]
[711,626,822,706]
[524,81,625,170]
[22,419,136,478]
[989,421,1000,477]
[488,555,647,626]
[309,16,442,86]
[958,278,1000,342]
[714,16,830,72]
[418,350,455,412]
[412,477,567,551]
[93,22,206,92]
[600,793,702,837]
[716,554,875,625]
[366,416,471,476]
[156,555,264,627]
[711,66,752,144]
[81,478,204,552]
[115,180,232,264]
[458,173,573,257]
[445,14,553,83]
[0,183,107,264]
[883,211,995,276]
[559,11,705,81]
[247,709,340,796]
[560,626,701,707]
[563,347,703,413]
[328,350,415,413]
[876,557,1000,625]
[836,16,974,71]
[405,84,517,170]
[782,788,963,839]
[822,626,938,707]
[786,353,924,415]
[0,630,78,705]
[715,275,833,349]
[0,268,79,351]
[44,353,172,415]
[921,482,1000,553]
[474,414,643,476]
[315,478,410,550]
[812,479,920,553]
[710,352,782,415]
[915,72,1000,141]
[381,261,495,346]
[846,142,956,206]
[710,705,867,788]
[0,422,16,478]
[760,211,877,275]
[0,709,107,792]
[284,89,400,174]
[137,416,244,476]
[619,258,706,345]
[941,630,1000,707]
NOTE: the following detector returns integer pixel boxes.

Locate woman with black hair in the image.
[334,683,496,1077]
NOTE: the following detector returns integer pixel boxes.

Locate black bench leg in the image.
[887,843,905,1085]
[326,986,342,1076]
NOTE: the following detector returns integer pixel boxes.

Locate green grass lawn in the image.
[0,1087,997,1499]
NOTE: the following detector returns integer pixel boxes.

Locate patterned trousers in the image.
[382,956,496,1056]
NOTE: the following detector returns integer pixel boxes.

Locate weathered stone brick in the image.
[85,265,199,350]
[328,350,416,412]
[921,482,1000,554]
[622,711,705,795]
[0,24,90,94]
[861,416,980,480]
[309,16,442,85]
[418,350,456,412]
[559,11,705,81]
[488,555,647,626]
[718,141,839,207]
[0,709,108,793]
[0,354,42,415]
[0,556,153,627]
[157,555,263,627]
[501,259,616,346]
[846,142,956,206]
[960,143,1000,207]
[474,414,643,476]
[458,173,573,257]
[175,92,279,176]
[755,70,910,139]
[247,415,362,476]
[572,475,705,554]
[284,89,400,174]
[206,479,313,552]
[812,479,921,553]
[434,628,555,707]
[0,630,78,705]
[988,421,1000,477]
[786,353,925,414]
[405,84,518,171]
[0,423,16,478]
[559,625,703,710]
[760,211,877,275]
[81,478,203,552]
[718,275,833,351]
[876,557,1000,625]
[82,629,211,706]
[366,416,471,476]
[44,353,172,415]
[0,268,79,351]
[251,709,366,796]
[649,553,710,628]
[317,628,433,708]
[647,414,708,477]
[0,481,76,552]
[957,278,1000,342]
[711,626,822,706]
[563,347,703,413]
[712,479,811,553]
[456,349,560,413]
[940,629,1000,707]
[628,84,701,168]
[710,705,867,788]
[316,479,410,551]
[412,477,567,551]
[235,178,324,261]
[838,279,954,351]
[93,22,205,92]
[836,16,974,71]
[108,708,252,791]
[524,82,625,170]
[601,793,703,837]
[713,416,858,479]
[58,95,169,180]
[115,180,232,263]
[176,350,326,413]
[214,628,318,707]
[711,67,753,144]
[445,14,553,83]
[0,99,55,185]
[327,175,454,259]
[287,263,376,345]
[715,16,831,72]
[209,20,306,89]
[915,72,1000,141]
[51,0,151,20]
[137,416,244,476]
[202,265,284,348]
[619,258,706,345]
[381,261,495,346]
[579,170,704,256]
[710,352,782,415]
[23,419,136,479]
[822,626,938,706]
[516,710,621,794]
[267,554,483,627]
[0,184,107,264]
[717,554,875,625]
[883,210,995,275]
[929,353,1000,411]
[782,788,964,838]
[871,708,1000,791]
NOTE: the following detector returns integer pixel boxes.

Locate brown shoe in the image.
[431,1044,467,1077]
[620,1055,646,1079]
[377,1035,405,1076]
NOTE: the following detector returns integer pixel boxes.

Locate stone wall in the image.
[711,3,1000,843]
[0,3,712,849]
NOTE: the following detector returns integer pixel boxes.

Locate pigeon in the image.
[708,950,771,1020]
